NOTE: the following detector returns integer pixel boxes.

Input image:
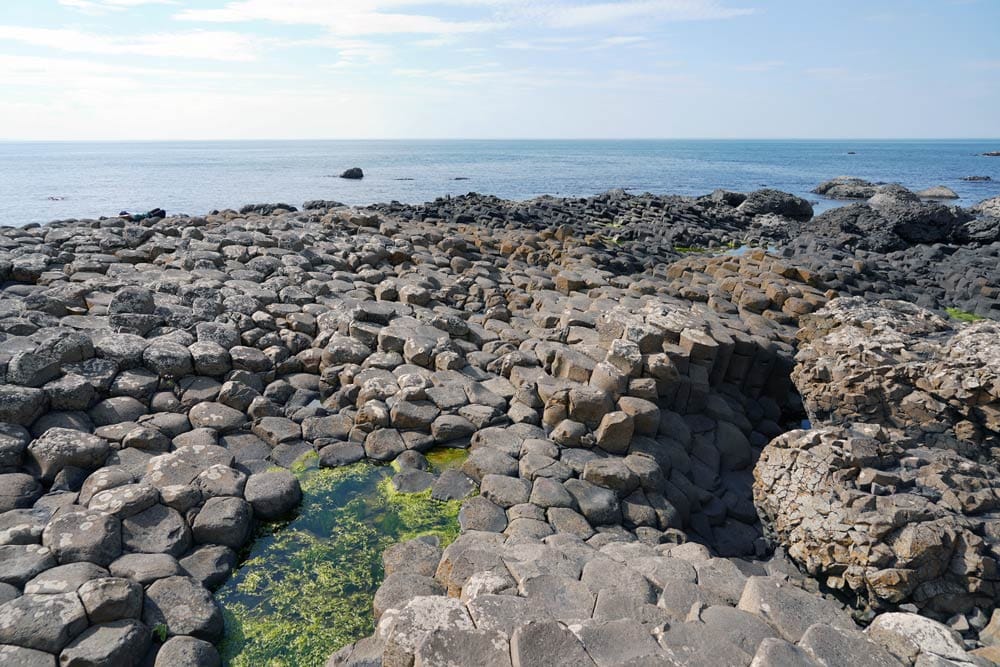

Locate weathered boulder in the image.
[754,424,1000,613]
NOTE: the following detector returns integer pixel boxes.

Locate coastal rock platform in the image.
[0,185,998,666]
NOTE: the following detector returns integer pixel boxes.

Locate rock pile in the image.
[755,297,1000,641]
[0,186,998,666]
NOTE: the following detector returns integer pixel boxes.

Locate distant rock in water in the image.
[239,203,297,215]
[812,176,879,199]
[915,185,959,199]
[453,177,470,181]
[962,175,992,182]
[984,151,1000,157]
[736,188,813,221]
[302,200,344,211]
[846,151,856,154]
[340,168,364,180]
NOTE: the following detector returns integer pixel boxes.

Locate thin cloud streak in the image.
[0,25,262,61]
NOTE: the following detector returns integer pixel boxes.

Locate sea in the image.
[1,139,998,227]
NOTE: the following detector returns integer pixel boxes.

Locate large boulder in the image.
[737,189,813,221]
[813,176,879,199]
[808,201,970,252]
[793,298,999,447]
[755,424,1000,614]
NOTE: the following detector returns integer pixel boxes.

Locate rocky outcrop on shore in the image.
[0,187,999,666]
[755,297,1000,635]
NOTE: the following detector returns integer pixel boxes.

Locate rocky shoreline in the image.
[0,181,999,666]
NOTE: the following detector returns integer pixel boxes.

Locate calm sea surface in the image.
[1,139,999,226]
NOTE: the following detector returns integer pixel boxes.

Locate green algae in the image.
[216,449,468,667]
[946,307,986,323]
[425,446,472,471]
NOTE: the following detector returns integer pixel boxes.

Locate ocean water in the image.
[1,139,998,227]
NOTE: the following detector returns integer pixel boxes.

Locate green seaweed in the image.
[217,450,468,667]
[425,446,471,471]
[945,307,986,323]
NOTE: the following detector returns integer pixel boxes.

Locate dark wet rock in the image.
[319,442,366,467]
[59,619,150,667]
[565,479,622,526]
[813,176,879,199]
[154,636,221,667]
[0,387,47,427]
[458,497,508,533]
[737,189,813,221]
[510,620,596,667]
[0,645,57,667]
[41,509,121,566]
[180,545,237,590]
[191,497,252,550]
[0,474,43,512]
[391,469,435,493]
[109,553,182,585]
[244,470,301,520]
[23,562,107,595]
[121,504,191,557]
[431,469,477,501]
[0,544,57,586]
[372,573,445,621]
[364,429,406,461]
[78,576,143,623]
[143,575,223,641]
[340,168,364,180]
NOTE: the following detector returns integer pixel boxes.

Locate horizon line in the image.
[1,137,999,144]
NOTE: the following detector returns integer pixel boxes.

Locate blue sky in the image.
[0,0,997,140]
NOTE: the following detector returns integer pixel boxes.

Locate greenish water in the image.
[217,450,468,667]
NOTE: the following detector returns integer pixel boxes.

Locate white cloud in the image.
[59,0,176,13]
[175,0,503,35]
[532,0,755,28]
[0,53,285,90]
[501,35,649,52]
[805,67,881,83]
[0,25,262,61]
[736,60,783,72]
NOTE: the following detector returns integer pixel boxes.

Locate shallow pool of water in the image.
[216,449,468,667]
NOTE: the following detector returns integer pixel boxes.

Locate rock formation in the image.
[0,188,998,666]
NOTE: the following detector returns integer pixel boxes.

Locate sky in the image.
[0,0,997,140]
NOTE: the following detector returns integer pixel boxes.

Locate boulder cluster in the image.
[0,181,998,666]
[756,297,1000,619]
